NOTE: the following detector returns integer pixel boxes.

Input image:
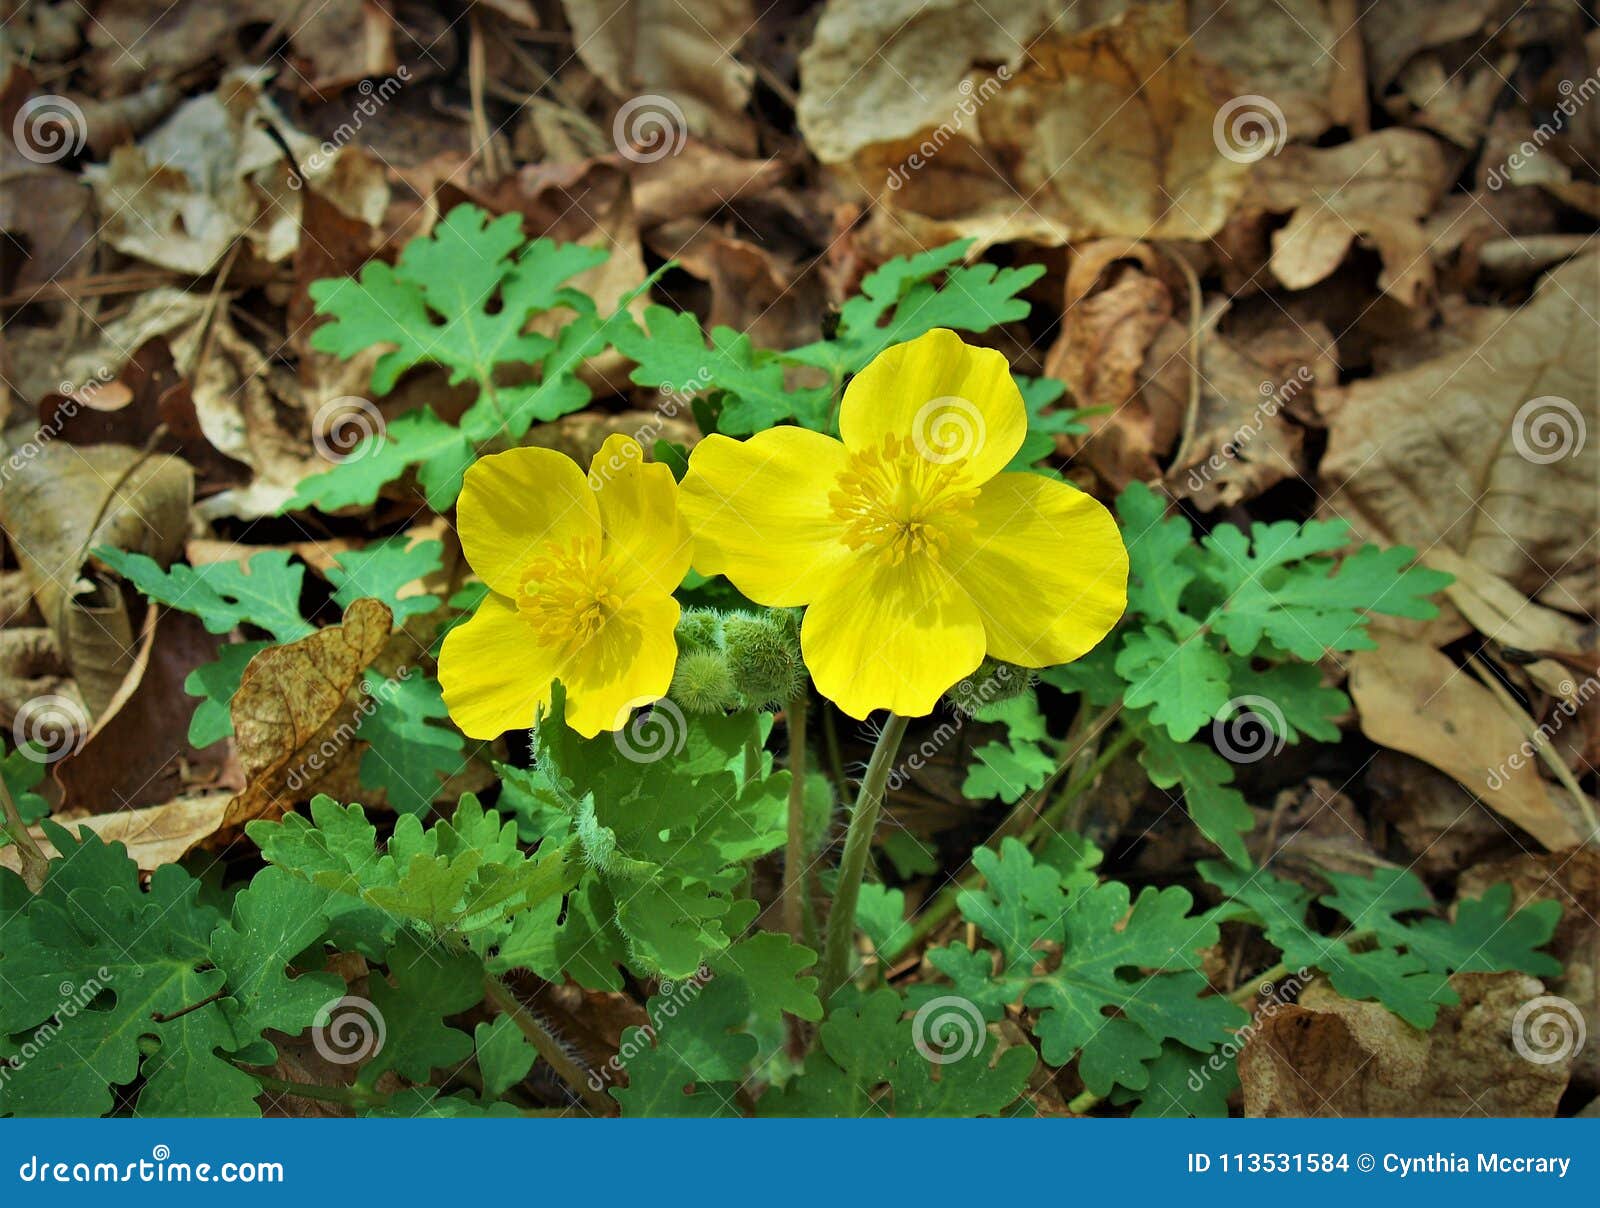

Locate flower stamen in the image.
[517,538,622,655]
[828,435,978,564]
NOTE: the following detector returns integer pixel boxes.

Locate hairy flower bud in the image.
[722,610,806,707]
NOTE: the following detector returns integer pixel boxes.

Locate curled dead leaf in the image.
[1239,973,1572,1117]
[225,597,392,828]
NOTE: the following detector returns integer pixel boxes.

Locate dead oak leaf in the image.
[1347,637,1584,851]
[0,791,234,876]
[1319,253,1598,611]
[225,597,392,828]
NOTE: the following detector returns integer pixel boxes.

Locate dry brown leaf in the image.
[85,71,388,275]
[1250,129,1454,306]
[0,790,234,876]
[1347,637,1583,850]
[1192,0,1367,141]
[225,597,392,828]
[0,442,192,716]
[1239,972,1572,1117]
[1320,254,1598,610]
[1369,751,1522,879]
[1460,848,1600,1090]
[803,2,1252,251]
[628,141,786,227]
[562,0,757,153]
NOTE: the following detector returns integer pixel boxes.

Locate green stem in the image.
[742,735,762,788]
[905,725,1138,948]
[782,690,810,944]
[820,713,909,1002]
[0,771,48,893]
[482,975,613,1115]
[251,1074,389,1110]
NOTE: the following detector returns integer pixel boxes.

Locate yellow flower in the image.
[679,329,1128,719]
[440,434,690,739]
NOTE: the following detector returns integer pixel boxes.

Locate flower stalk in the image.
[820,712,910,1001]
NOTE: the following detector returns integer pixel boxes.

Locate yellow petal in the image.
[439,592,561,739]
[839,328,1026,485]
[457,446,600,595]
[801,556,985,719]
[561,594,681,738]
[952,472,1128,667]
[588,434,692,597]
[680,428,853,607]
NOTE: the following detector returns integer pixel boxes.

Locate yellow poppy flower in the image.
[679,328,1128,719]
[439,434,690,739]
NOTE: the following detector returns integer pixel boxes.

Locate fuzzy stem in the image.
[820,713,909,1002]
[782,690,811,944]
[0,772,48,892]
[481,975,613,1115]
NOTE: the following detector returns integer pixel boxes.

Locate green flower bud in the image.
[675,606,725,654]
[722,609,805,707]
[944,658,1033,716]
[669,648,740,713]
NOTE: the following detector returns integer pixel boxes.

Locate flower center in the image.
[517,538,622,655]
[828,435,978,564]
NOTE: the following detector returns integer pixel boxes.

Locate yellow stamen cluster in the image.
[828,435,978,564]
[517,538,622,655]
